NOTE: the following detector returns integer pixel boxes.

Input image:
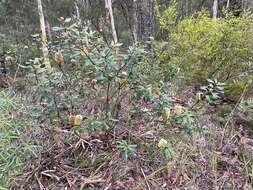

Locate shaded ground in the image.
[10,88,253,190]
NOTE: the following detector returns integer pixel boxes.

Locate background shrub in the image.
[156,11,253,93]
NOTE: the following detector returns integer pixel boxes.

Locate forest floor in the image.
[3,85,251,190]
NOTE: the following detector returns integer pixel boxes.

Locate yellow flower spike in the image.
[162,108,171,121]
[98,15,104,32]
[158,138,168,148]
[196,92,203,101]
[74,115,83,126]
[174,104,183,115]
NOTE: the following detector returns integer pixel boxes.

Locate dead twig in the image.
[35,173,45,190]
[140,167,151,190]
[80,174,105,186]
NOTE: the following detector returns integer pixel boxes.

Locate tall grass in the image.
[0,90,35,189]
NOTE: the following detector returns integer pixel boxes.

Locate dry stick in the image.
[35,173,44,190]
[74,131,93,146]
[13,58,20,83]
[140,167,151,190]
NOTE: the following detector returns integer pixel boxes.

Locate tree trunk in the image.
[37,0,51,70]
[105,0,118,43]
[226,0,230,9]
[242,0,250,10]
[74,0,80,20]
[45,19,52,41]
[213,0,218,19]
[185,0,189,16]
[135,0,154,48]
[133,0,138,43]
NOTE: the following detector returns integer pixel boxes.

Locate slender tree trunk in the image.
[136,0,154,48]
[226,0,230,9]
[213,0,218,19]
[118,0,133,43]
[133,0,138,43]
[45,19,52,41]
[37,0,51,70]
[74,0,80,20]
[185,0,189,16]
[225,0,230,18]
[105,0,118,43]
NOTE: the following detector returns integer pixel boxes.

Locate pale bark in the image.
[74,0,80,20]
[105,0,118,43]
[225,0,230,18]
[226,0,230,9]
[133,0,138,43]
[37,0,51,69]
[213,0,218,19]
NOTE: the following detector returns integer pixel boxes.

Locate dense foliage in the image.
[156,9,253,98]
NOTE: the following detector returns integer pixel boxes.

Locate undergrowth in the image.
[1,9,253,189]
[0,90,35,189]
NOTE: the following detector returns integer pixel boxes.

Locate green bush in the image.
[239,98,253,128]
[156,11,253,89]
[26,22,149,125]
[0,33,41,76]
[25,21,198,137]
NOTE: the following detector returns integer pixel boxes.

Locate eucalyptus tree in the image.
[213,0,218,18]
[37,0,51,69]
[105,0,118,43]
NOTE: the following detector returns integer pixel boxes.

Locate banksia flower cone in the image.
[54,49,63,65]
